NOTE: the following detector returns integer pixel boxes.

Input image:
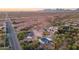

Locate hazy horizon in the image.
[0,8,78,12]
[0,8,43,12]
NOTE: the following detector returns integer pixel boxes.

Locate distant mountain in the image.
[39,9,79,12]
[74,8,79,12]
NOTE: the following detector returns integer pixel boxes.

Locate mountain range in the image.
[39,8,79,12]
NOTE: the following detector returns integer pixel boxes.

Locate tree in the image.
[54,25,79,50]
[17,31,26,40]
[21,40,40,50]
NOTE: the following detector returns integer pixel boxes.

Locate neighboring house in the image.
[27,32,34,37]
[47,26,58,33]
[43,26,58,38]
[39,37,52,44]
[38,37,53,49]
[24,32,34,42]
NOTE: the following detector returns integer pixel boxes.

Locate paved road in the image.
[6,17,21,50]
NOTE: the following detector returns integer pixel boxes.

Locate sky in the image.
[0,0,79,11]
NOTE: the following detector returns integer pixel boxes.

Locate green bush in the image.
[54,25,79,49]
[17,31,26,40]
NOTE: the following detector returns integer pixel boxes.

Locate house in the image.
[24,31,34,42]
[27,32,34,37]
[39,37,52,44]
[43,26,58,38]
[38,37,53,49]
[47,26,58,33]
